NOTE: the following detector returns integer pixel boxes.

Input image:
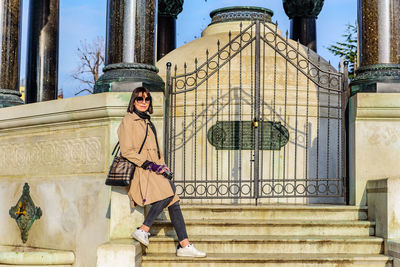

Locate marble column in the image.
[351,0,400,94]
[94,0,164,93]
[0,0,24,108]
[282,0,324,52]
[157,0,183,61]
[25,0,59,103]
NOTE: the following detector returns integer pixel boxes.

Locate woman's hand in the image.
[148,162,169,174]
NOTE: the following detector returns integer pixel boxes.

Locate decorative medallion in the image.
[282,0,324,18]
[207,121,289,150]
[9,183,42,243]
[158,0,184,19]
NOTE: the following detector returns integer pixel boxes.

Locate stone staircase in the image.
[141,205,392,266]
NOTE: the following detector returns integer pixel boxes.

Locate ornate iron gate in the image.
[164,20,348,201]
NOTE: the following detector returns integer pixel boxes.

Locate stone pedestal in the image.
[95,0,163,93]
[283,0,324,52]
[351,0,400,94]
[367,178,400,264]
[0,91,166,266]
[367,178,400,240]
[0,0,23,108]
[25,0,59,103]
[0,93,133,267]
[348,93,400,205]
[97,240,142,267]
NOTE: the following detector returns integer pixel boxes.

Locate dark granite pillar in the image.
[0,0,24,108]
[290,17,317,51]
[94,0,164,93]
[351,0,400,94]
[282,0,324,52]
[157,0,183,61]
[25,0,59,103]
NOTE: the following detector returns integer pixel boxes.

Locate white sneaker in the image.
[176,244,206,257]
[132,228,150,246]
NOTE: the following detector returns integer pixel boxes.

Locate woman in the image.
[117,87,206,258]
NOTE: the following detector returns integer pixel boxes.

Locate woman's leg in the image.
[140,179,177,231]
[142,195,173,229]
[171,201,206,257]
[168,201,189,247]
[133,195,173,246]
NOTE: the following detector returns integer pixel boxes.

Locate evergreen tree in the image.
[327,22,357,79]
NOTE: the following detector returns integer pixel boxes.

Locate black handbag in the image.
[105,124,149,186]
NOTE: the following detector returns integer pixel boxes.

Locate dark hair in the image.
[127,87,153,114]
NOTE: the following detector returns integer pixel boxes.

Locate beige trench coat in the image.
[117,112,179,207]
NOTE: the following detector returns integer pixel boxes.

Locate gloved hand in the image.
[148,162,167,174]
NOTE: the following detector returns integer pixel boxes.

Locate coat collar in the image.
[128,110,151,121]
[127,112,144,121]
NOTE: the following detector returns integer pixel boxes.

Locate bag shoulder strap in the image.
[112,142,120,156]
[138,123,149,154]
[112,123,149,156]
[148,121,161,159]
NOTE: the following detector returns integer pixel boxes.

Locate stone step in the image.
[142,253,392,267]
[145,235,383,254]
[150,219,375,237]
[156,204,368,221]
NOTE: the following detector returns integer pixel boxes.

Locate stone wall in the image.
[0,92,158,267]
[349,93,400,205]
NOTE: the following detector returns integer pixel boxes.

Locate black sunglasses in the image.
[135,97,151,103]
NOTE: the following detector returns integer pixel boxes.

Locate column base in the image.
[350,64,400,95]
[94,63,165,93]
[0,89,24,108]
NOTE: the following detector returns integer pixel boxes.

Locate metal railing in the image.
[165,20,348,201]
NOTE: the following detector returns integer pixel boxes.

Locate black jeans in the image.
[143,180,188,242]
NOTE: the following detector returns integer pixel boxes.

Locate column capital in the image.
[158,0,184,19]
[283,0,324,19]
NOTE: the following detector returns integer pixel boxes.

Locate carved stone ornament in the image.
[353,64,400,82]
[210,6,273,25]
[158,0,184,19]
[283,0,324,18]
[350,64,400,94]
[9,183,42,243]
[0,89,24,108]
[94,63,165,93]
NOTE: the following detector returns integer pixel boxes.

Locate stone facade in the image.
[349,93,400,205]
[0,92,162,267]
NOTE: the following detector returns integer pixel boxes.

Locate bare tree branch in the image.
[75,88,94,95]
[72,36,105,96]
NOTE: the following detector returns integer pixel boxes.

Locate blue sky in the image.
[19,0,357,98]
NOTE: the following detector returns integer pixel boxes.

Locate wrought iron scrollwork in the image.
[165,16,347,200]
[172,22,255,94]
[261,21,342,91]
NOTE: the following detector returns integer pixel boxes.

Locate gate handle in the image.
[253,119,259,128]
